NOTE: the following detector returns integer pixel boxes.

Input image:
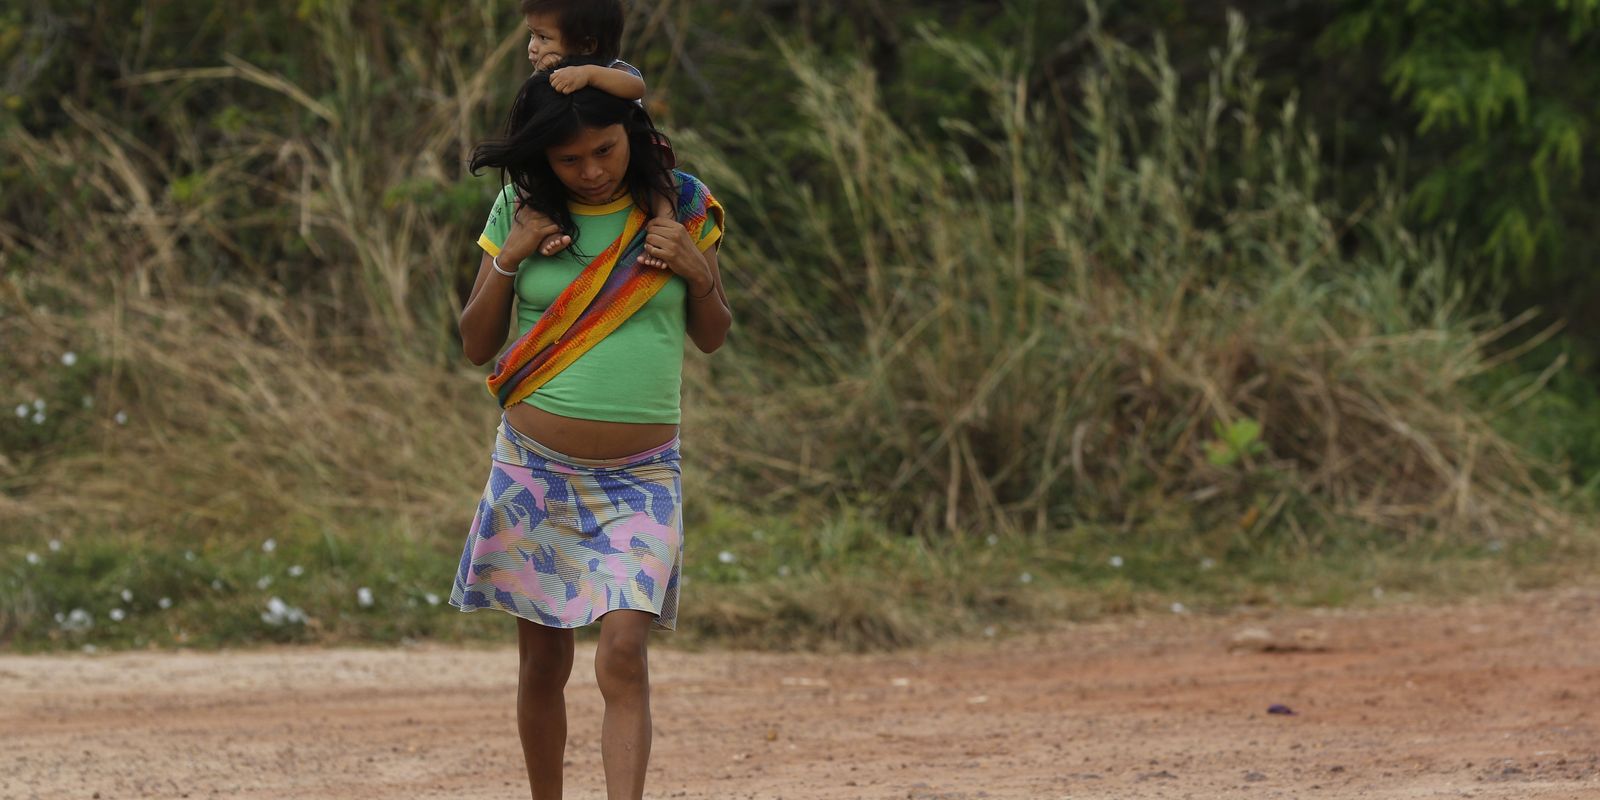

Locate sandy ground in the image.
[3,588,1599,800]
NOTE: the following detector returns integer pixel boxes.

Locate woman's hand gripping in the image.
[640,218,711,294]
[502,202,573,265]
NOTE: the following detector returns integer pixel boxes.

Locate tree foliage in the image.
[1321,0,1600,296]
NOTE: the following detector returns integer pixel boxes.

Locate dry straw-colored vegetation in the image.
[0,4,1584,649]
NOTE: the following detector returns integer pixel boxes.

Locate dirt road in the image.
[4,588,1598,799]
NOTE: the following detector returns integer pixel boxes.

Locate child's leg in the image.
[641,132,678,269]
[650,193,674,221]
[639,192,675,269]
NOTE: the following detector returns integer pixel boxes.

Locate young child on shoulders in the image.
[518,0,677,264]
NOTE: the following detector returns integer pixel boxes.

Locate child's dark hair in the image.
[520,0,625,63]
[469,56,675,257]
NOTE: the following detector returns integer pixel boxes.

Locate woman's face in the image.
[547,124,631,205]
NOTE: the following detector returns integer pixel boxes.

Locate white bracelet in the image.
[491,254,517,278]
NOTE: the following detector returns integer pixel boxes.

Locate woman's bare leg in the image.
[517,617,576,800]
[594,610,654,800]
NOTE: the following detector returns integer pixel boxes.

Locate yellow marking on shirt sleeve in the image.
[697,225,723,252]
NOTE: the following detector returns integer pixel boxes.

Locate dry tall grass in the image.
[688,18,1569,543]
[0,8,1574,560]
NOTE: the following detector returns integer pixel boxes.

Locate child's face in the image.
[525,12,573,72]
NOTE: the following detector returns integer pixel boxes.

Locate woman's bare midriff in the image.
[504,402,678,461]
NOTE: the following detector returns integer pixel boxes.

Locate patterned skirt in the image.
[449,416,684,630]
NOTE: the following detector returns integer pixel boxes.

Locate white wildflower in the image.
[287,565,304,578]
[54,612,65,624]
[158,597,172,609]
[982,625,997,638]
[986,534,999,547]
[256,575,272,590]
[357,587,374,607]
[48,539,61,552]
[1109,555,1124,568]
[777,565,791,577]
[81,395,94,409]
[32,398,44,411]
[261,538,276,553]
[185,550,196,561]
[109,608,125,622]
[25,552,39,565]
[260,596,307,626]
[1019,572,1033,585]
[1200,557,1217,571]
[62,608,93,631]
[211,579,223,590]
[1171,602,1188,614]
[31,411,45,425]
[114,411,128,425]
[717,550,736,564]
[61,351,77,367]
[120,589,133,603]
[13,404,26,418]
[424,592,440,606]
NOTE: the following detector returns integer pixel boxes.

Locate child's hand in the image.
[535,52,563,73]
[549,65,593,94]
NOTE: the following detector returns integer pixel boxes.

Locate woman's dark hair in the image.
[469,56,674,257]
[519,0,624,63]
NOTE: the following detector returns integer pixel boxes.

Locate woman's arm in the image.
[549,64,646,101]
[683,245,730,353]
[458,207,569,365]
[458,251,518,366]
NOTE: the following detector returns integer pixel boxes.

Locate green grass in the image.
[5,500,1592,653]
[0,521,466,651]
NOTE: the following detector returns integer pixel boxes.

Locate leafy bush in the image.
[688,19,1570,542]
[1321,1,1600,279]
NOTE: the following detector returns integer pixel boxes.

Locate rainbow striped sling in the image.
[487,171,723,409]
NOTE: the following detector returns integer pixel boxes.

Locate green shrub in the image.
[690,20,1569,542]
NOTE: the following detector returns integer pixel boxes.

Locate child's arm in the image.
[548,64,645,101]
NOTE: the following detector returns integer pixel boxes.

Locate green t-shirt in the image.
[477,185,723,424]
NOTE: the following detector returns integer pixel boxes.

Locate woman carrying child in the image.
[448,4,729,798]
